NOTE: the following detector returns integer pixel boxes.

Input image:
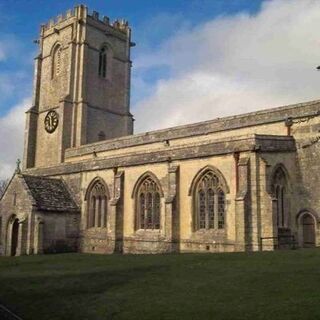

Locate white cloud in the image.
[0,36,17,62]
[0,72,30,105]
[0,98,30,180]
[3,0,320,179]
[0,32,33,181]
[133,0,320,132]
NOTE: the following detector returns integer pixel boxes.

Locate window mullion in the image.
[276,186,280,227]
[278,186,282,227]
[205,190,209,230]
[196,191,199,230]
[281,187,285,228]
[151,193,154,230]
[214,193,219,230]
[144,196,147,231]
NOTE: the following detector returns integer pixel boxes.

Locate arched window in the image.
[194,170,226,230]
[86,180,108,229]
[99,46,107,78]
[297,211,317,248]
[136,176,161,230]
[272,166,288,228]
[52,45,62,78]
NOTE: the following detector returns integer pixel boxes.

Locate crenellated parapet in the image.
[42,8,76,31]
[90,9,129,32]
[41,4,130,34]
[25,3,134,170]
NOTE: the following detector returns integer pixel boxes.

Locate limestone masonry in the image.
[1,5,320,256]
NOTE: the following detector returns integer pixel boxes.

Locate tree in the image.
[0,179,9,198]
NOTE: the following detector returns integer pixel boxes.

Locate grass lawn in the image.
[0,250,320,320]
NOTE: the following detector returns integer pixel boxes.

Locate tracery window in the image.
[272,167,288,228]
[194,170,226,230]
[87,180,108,228]
[136,176,161,230]
[99,46,107,78]
[52,45,62,78]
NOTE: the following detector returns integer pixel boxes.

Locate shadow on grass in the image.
[0,263,169,320]
[1,251,320,320]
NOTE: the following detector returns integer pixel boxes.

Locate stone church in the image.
[1,5,320,256]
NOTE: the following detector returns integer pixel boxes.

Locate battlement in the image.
[42,7,76,31]
[42,4,129,34]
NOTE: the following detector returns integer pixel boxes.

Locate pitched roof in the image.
[22,175,79,212]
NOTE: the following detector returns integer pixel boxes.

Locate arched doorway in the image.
[302,213,316,248]
[11,219,19,256]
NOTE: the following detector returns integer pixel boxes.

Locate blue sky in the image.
[0,0,263,117]
[1,0,320,179]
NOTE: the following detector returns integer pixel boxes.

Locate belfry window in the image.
[52,45,62,78]
[194,170,226,230]
[99,47,107,78]
[86,180,108,228]
[136,176,161,230]
[272,166,288,228]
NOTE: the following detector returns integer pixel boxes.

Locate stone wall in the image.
[39,211,80,253]
[0,175,34,256]
[64,99,320,161]
[24,5,134,170]
[19,4,320,254]
[0,174,80,256]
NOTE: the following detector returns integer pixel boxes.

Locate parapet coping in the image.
[26,134,295,177]
[65,99,320,159]
[42,4,129,35]
[66,133,294,163]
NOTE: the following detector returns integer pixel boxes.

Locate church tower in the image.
[23,5,134,169]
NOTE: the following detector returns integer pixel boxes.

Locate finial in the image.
[16,159,21,174]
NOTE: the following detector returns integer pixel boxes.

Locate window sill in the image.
[191,229,226,242]
[134,229,163,239]
[86,227,107,230]
[195,228,225,233]
[135,229,161,233]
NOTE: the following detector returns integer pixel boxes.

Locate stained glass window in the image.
[87,180,108,228]
[273,167,288,228]
[139,193,145,229]
[195,170,226,230]
[218,190,225,229]
[199,190,206,229]
[137,176,161,230]
[208,189,215,228]
[154,193,160,229]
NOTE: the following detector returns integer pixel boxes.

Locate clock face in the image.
[44,110,59,133]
